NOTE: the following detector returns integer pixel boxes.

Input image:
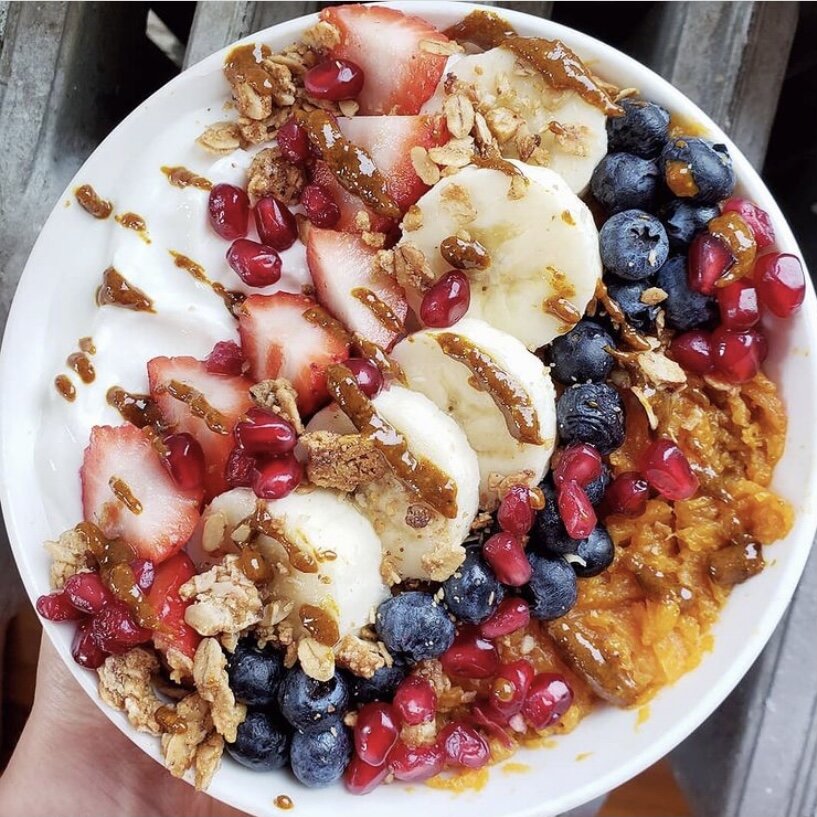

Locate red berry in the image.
[252,454,302,500]
[253,197,298,251]
[670,330,714,374]
[205,340,244,375]
[497,484,534,535]
[226,239,282,288]
[711,326,766,383]
[521,673,573,730]
[393,676,437,726]
[717,279,759,329]
[354,702,399,766]
[235,407,297,456]
[344,755,389,795]
[482,532,532,587]
[640,438,699,501]
[36,591,85,622]
[301,184,340,229]
[553,444,603,489]
[304,59,364,101]
[755,253,806,318]
[469,702,513,748]
[345,358,383,398]
[490,659,535,718]
[208,183,249,241]
[604,472,649,516]
[480,597,531,639]
[441,630,499,679]
[72,619,107,669]
[131,559,155,592]
[557,480,596,539]
[225,446,256,488]
[91,601,152,654]
[162,432,206,493]
[64,572,113,615]
[277,117,311,164]
[389,740,445,782]
[722,198,775,249]
[440,722,491,769]
[419,271,470,328]
[688,232,734,295]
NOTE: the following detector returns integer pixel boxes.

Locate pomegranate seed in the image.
[482,532,532,587]
[670,330,714,374]
[131,559,155,592]
[344,755,389,795]
[225,446,256,488]
[254,197,298,251]
[345,358,383,398]
[393,676,437,725]
[522,673,573,730]
[72,619,107,669]
[354,702,399,766]
[490,659,535,718]
[722,198,775,249]
[205,340,244,375]
[470,702,514,747]
[557,480,596,539]
[91,601,152,654]
[553,444,603,489]
[301,184,340,229]
[252,454,302,500]
[712,326,767,383]
[440,722,491,768]
[441,630,500,679]
[304,58,364,101]
[420,271,470,328]
[497,485,534,535]
[277,117,311,164]
[480,597,531,639]
[389,740,445,782]
[604,472,649,516]
[755,253,806,318]
[64,572,113,615]
[717,279,759,329]
[235,407,297,456]
[226,239,282,288]
[162,433,206,493]
[208,183,249,241]
[640,438,699,500]
[36,591,84,621]
[688,232,734,295]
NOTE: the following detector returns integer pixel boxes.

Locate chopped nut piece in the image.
[97,648,163,735]
[547,121,590,157]
[335,634,388,678]
[391,244,436,293]
[444,95,476,140]
[193,638,246,743]
[161,693,214,784]
[354,210,372,232]
[45,527,92,589]
[361,231,386,248]
[194,732,224,791]
[202,511,229,554]
[485,107,522,144]
[247,147,305,205]
[419,39,464,56]
[638,350,687,387]
[413,659,451,697]
[338,99,359,118]
[402,205,423,232]
[233,82,272,121]
[302,19,341,51]
[641,287,668,306]
[420,541,466,581]
[411,146,441,186]
[250,378,303,433]
[197,121,243,154]
[300,430,387,491]
[473,111,497,153]
[483,470,537,511]
[298,637,335,682]
[428,138,474,168]
[470,511,494,532]
[631,385,660,430]
[380,552,402,587]
[401,720,438,747]
[255,603,295,649]
[165,647,195,684]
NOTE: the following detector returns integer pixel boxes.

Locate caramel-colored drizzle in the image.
[106,386,164,429]
[665,158,700,198]
[249,503,319,574]
[274,795,294,811]
[303,306,353,345]
[170,251,245,315]
[79,336,96,354]
[238,546,270,582]
[298,603,340,646]
[96,267,155,312]
[160,165,213,191]
[709,212,756,286]
[115,212,151,243]
[165,380,229,435]
[67,352,95,384]
[350,288,404,334]
[440,235,491,270]
[156,706,187,734]
[352,334,407,384]
[224,43,274,96]
[75,184,112,219]
[109,476,143,515]
[594,280,651,351]
[55,375,76,402]
[543,296,582,326]
[471,153,527,181]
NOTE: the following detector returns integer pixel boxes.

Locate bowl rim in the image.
[1,2,816,816]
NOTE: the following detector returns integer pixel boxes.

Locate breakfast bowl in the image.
[1,2,815,816]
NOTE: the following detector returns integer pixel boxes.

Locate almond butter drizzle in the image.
[66,352,95,384]
[471,153,527,180]
[238,546,270,582]
[160,165,213,191]
[75,184,112,219]
[96,267,155,312]
[169,251,245,315]
[224,43,274,96]
[303,306,353,344]
[115,211,151,243]
[543,296,582,326]
[665,159,700,198]
[156,705,188,734]
[298,603,340,646]
[248,503,318,574]
[165,380,230,435]
[327,364,458,519]
[440,235,491,270]
[350,287,404,334]
[274,795,294,811]
[79,336,96,354]
[106,386,164,429]
[352,334,407,384]
[594,280,652,351]
[54,374,76,402]
[109,476,143,515]
[709,212,757,287]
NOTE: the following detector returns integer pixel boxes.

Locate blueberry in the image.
[556,383,625,455]
[606,98,670,158]
[348,662,406,704]
[606,278,660,332]
[530,482,571,554]
[656,255,717,331]
[525,553,578,620]
[226,709,291,771]
[442,548,504,624]
[590,153,660,214]
[548,320,615,385]
[584,463,611,506]
[569,526,615,578]
[662,200,720,248]
[289,720,352,788]
[375,591,455,662]
[277,666,349,732]
[661,137,736,204]
[599,210,669,281]
[227,639,285,708]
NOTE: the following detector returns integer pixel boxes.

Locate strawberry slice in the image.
[307,228,408,350]
[321,5,449,115]
[81,425,200,564]
[147,551,200,663]
[147,356,254,499]
[238,291,350,416]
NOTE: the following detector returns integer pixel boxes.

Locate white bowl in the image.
[1,3,815,815]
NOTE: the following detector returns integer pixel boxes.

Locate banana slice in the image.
[307,384,480,582]
[423,46,608,193]
[391,318,556,503]
[398,161,601,350]
[201,487,389,642]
